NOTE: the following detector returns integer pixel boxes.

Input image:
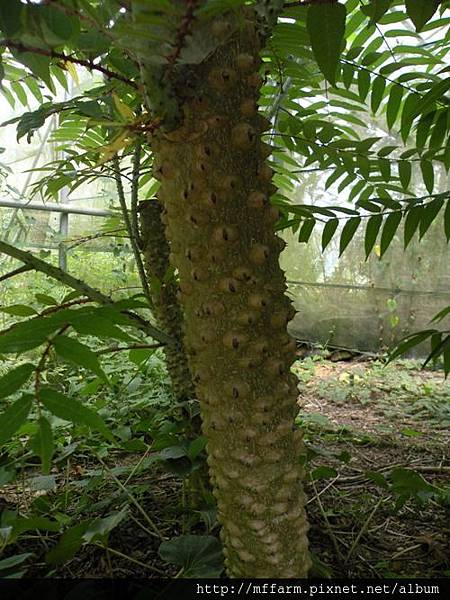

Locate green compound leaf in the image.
[53,335,109,384]
[40,388,113,441]
[0,363,35,400]
[307,2,347,86]
[0,395,33,446]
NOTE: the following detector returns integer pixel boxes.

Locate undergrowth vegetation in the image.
[1,343,448,578]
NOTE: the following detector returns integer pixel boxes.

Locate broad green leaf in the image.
[0,0,23,36]
[128,348,155,365]
[371,75,386,114]
[83,510,127,544]
[159,535,223,578]
[429,109,447,151]
[15,108,48,142]
[444,200,450,241]
[400,93,420,143]
[365,214,382,259]
[380,210,402,257]
[416,113,434,152]
[419,198,443,239]
[339,217,360,256]
[70,314,133,342]
[187,436,207,461]
[404,205,423,248]
[386,85,404,129]
[40,388,113,441]
[443,344,450,377]
[431,305,450,324]
[0,363,35,400]
[366,470,389,489]
[358,155,371,180]
[0,395,33,446]
[0,318,59,353]
[46,522,91,565]
[378,158,391,181]
[307,2,347,86]
[298,218,315,243]
[412,81,450,119]
[35,293,58,306]
[390,467,437,506]
[53,336,109,384]
[420,160,434,194]
[31,417,54,475]
[357,69,371,102]
[405,0,440,32]
[423,334,450,368]
[322,218,339,251]
[342,63,354,88]
[10,516,61,537]
[361,0,392,24]
[311,466,338,480]
[0,305,37,317]
[0,553,33,573]
[13,53,54,93]
[398,160,412,190]
[41,6,79,42]
[389,330,434,361]
[445,136,450,171]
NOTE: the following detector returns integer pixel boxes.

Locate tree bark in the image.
[139,200,196,403]
[147,8,310,577]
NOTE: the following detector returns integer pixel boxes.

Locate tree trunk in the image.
[139,200,195,404]
[147,8,310,577]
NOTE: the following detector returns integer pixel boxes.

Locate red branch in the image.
[284,0,337,7]
[165,0,201,69]
[1,39,138,89]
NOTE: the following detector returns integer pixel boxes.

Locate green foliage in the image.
[53,335,109,384]
[307,2,347,86]
[278,192,450,259]
[0,395,33,446]
[40,388,114,441]
[0,363,34,399]
[159,535,223,577]
[30,417,54,475]
[405,0,440,31]
[0,553,33,579]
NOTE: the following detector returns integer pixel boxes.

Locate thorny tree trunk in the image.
[139,200,195,403]
[139,202,209,509]
[147,8,310,577]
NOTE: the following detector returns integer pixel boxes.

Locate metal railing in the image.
[0,197,112,270]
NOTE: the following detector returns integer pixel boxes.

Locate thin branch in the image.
[97,343,162,355]
[130,113,143,250]
[39,298,93,316]
[0,265,32,283]
[97,456,164,539]
[1,39,138,89]
[284,0,336,8]
[35,324,70,410]
[165,0,201,70]
[113,156,153,307]
[0,239,172,344]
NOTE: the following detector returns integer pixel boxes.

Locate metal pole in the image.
[58,184,70,271]
[58,211,69,271]
[0,198,111,217]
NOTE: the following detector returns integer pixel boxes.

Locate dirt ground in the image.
[296,355,449,578]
